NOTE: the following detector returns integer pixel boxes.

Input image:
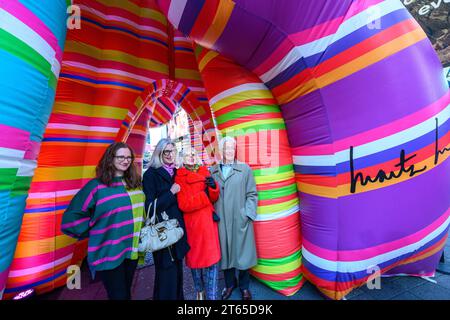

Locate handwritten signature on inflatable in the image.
[350,118,449,193]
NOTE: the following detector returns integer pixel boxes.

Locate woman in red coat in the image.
[175,149,221,300]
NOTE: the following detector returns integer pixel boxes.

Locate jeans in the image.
[191,263,219,300]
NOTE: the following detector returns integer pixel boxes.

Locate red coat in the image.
[175,166,221,268]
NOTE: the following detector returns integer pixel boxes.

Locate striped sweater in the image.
[61,177,144,272]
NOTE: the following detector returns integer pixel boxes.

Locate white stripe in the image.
[0,147,24,160]
[132,202,145,210]
[28,189,80,199]
[52,59,61,77]
[17,160,37,177]
[0,158,35,175]
[78,5,168,38]
[294,103,450,167]
[303,216,450,273]
[0,9,57,76]
[255,204,300,222]
[260,47,303,83]
[46,123,119,133]
[128,190,144,196]
[63,61,154,83]
[8,254,73,278]
[168,0,188,29]
[260,0,404,82]
[209,83,268,106]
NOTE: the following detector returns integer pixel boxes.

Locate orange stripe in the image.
[278,27,427,104]
[198,0,234,47]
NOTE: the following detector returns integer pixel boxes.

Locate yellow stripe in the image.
[33,166,96,182]
[53,101,128,120]
[175,68,202,81]
[299,147,450,198]
[198,50,219,72]
[257,198,299,215]
[253,258,301,275]
[134,96,144,108]
[222,118,285,131]
[255,171,295,185]
[212,89,274,111]
[95,0,167,25]
[14,235,78,258]
[278,28,427,104]
[65,41,169,75]
[199,0,235,47]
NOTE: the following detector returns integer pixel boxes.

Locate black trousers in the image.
[97,259,138,300]
[153,258,184,300]
[223,268,250,290]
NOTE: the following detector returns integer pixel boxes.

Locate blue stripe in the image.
[179,88,191,104]
[303,227,447,283]
[19,0,69,49]
[4,269,67,294]
[59,73,143,91]
[81,17,168,47]
[175,46,194,52]
[157,98,174,113]
[178,0,205,35]
[25,205,68,213]
[266,9,409,90]
[43,137,114,143]
[304,9,410,68]
[122,121,130,128]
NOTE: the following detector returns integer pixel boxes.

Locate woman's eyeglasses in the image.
[115,156,133,162]
[162,150,175,156]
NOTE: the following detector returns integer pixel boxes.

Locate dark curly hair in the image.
[96,142,141,189]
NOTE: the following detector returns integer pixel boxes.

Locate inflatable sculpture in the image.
[0,0,448,300]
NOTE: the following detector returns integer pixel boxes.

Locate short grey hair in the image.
[149,138,175,169]
[218,136,236,154]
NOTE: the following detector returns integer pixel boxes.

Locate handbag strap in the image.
[145,198,159,226]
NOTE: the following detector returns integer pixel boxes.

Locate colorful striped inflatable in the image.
[160,0,449,299]
[0,0,71,299]
[195,46,303,295]
[0,0,448,300]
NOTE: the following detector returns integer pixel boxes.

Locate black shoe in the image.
[221,286,235,300]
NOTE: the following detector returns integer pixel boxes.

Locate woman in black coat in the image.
[143,138,189,300]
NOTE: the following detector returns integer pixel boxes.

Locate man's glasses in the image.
[163,150,175,156]
[115,156,133,162]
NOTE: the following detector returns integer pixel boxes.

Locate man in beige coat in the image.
[210,136,258,300]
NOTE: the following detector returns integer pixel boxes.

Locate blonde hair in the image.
[182,148,202,166]
[149,138,175,169]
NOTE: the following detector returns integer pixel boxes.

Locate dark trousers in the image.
[224,268,250,290]
[153,258,184,300]
[97,259,138,300]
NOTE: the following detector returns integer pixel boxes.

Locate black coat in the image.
[143,166,190,268]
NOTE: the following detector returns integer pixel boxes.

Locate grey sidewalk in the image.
[36,233,450,300]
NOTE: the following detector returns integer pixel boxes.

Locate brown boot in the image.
[221,286,235,300]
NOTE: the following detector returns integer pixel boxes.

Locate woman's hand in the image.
[170,183,181,194]
[205,176,216,188]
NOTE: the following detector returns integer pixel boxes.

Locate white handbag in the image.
[138,198,184,253]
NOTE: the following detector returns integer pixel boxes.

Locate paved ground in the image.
[36,234,450,300]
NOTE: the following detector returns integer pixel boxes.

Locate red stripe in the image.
[254,213,302,259]
[190,0,220,40]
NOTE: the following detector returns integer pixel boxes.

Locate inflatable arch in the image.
[0,0,449,300]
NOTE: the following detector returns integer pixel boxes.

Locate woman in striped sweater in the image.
[61,142,144,300]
